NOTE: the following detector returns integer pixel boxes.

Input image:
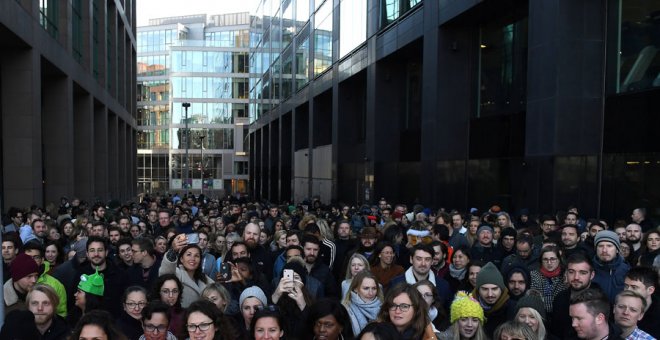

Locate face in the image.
[589,225,604,237]
[108,230,121,244]
[286,234,300,246]
[432,245,444,265]
[33,221,47,238]
[243,224,260,248]
[181,247,201,272]
[542,220,557,234]
[566,262,595,291]
[28,290,55,326]
[501,235,515,250]
[48,228,60,240]
[254,316,283,340]
[155,239,167,253]
[478,230,493,245]
[469,221,479,235]
[45,244,59,264]
[647,232,660,251]
[276,234,287,248]
[158,212,170,227]
[241,297,263,326]
[452,215,463,227]
[379,246,395,266]
[119,244,133,263]
[516,307,540,332]
[337,223,350,239]
[457,317,479,338]
[119,219,131,232]
[79,325,108,340]
[410,250,432,276]
[1,241,18,262]
[159,280,180,306]
[614,227,627,241]
[314,314,342,340]
[231,244,249,259]
[304,242,320,264]
[259,232,268,245]
[565,214,577,225]
[198,233,209,250]
[204,291,227,311]
[361,236,376,248]
[570,302,601,340]
[124,291,147,320]
[499,331,525,340]
[350,257,366,276]
[561,227,579,247]
[388,293,414,331]
[63,223,74,236]
[516,242,531,259]
[452,250,468,269]
[357,277,378,302]
[416,284,434,307]
[143,312,169,340]
[596,241,617,262]
[478,284,502,305]
[508,272,527,296]
[468,266,482,287]
[497,215,508,227]
[187,311,215,340]
[620,242,631,258]
[74,289,87,310]
[614,295,645,330]
[86,241,107,267]
[148,211,158,223]
[624,278,654,299]
[631,209,643,223]
[541,251,560,271]
[625,224,642,243]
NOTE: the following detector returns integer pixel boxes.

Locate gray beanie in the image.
[477,225,494,237]
[476,262,505,291]
[239,286,268,307]
[594,230,620,253]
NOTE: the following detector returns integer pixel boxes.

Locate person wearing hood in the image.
[591,230,630,302]
[472,262,515,338]
[505,264,531,302]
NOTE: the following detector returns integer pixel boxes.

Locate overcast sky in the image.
[136,0,256,27]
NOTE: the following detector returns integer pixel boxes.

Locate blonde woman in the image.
[341,253,371,299]
[342,271,384,336]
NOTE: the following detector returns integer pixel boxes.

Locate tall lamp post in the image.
[199,134,206,196]
[182,102,191,190]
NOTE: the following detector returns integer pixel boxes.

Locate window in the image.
[313,0,333,76]
[235,161,249,175]
[339,0,367,58]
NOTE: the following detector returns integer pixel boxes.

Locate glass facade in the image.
[614,0,660,93]
[313,0,333,76]
[380,0,422,28]
[339,0,367,58]
[137,13,251,194]
[39,0,59,38]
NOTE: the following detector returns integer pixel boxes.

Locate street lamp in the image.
[182,102,191,189]
[199,133,206,196]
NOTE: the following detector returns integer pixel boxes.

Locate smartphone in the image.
[218,262,232,281]
[283,269,294,282]
[186,233,199,244]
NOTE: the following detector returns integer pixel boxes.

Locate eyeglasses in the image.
[389,303,412,312]
[144,324,168,333]
[421,293,434,299]
[160,289,179,296]
[542,257,558,263]
[186,321,213,332]
[125,301,147,309]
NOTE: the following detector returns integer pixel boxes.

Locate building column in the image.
[108,113,119,199]
[1,49,43,208]
[74,91,95,201]
[94,104,108,201]
[42,74,74,205]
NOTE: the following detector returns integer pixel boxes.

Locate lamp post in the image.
[182,102,191,189]
[199,134,205,196]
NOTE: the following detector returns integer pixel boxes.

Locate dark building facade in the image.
[248,0,660,221]
[0,0,137,211]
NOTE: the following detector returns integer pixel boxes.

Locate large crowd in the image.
[0,195,659,340]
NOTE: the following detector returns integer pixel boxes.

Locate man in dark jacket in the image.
[591,230,630,302]
[0,284,69,340]
[470,225,503,268]
[473,262,515,338]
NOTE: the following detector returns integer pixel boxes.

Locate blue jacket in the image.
[592,254,630,302]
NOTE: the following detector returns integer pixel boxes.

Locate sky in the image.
[136,0,256,27]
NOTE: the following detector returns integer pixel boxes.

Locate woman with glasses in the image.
[413,280,449,334]
[152,274,184,337]
[184,300,240,340]
[250,306,286,340]
[117,286,149,340]
[377,284,433,340]
[529,246,567,318]
[138,300,177,340]
[342,271,383,336]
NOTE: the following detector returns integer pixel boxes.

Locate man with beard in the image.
[92,203,106,222]
[569,289,615,340]
[0,284,69,339]
[551,253,601,339]
[302,235,338,298]
[501,234,540,275]
[3,253,40,314]
[469,225,503,268]
[497,227,516,258]
[340,226,379,276]
[625,223,643,262]
[561,224,592,259]
[20,218,48,244]
[243,222,273,281]
[389,244,453,310]
[505,264,530,302]
[332,220,357,281]
[117,216,131,235]
[472,261,514,338]
[592,230,630,302]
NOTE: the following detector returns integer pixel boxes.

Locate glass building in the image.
[137,13,251,195]
[0,0,137,210]
[248,0,660,222]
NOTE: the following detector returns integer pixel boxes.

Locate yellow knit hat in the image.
[450,291,485,324]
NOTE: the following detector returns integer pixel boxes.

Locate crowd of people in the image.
[0,195,658,340]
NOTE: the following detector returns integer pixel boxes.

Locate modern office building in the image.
[0,0,137,211]
[248,0,660,220]
[137,13,251,196]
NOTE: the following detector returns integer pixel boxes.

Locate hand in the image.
[172,234,188,253]
[289,286,306,310]
[272,277,295,303]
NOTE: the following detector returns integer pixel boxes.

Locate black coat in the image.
[551,282,603,340]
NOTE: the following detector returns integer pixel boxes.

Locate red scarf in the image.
[540,266,561,278]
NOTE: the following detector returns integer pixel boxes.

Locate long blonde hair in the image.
[448,319,488,340]
[515,306,546,340]
[342,271,384,305]
[344,253,370,280]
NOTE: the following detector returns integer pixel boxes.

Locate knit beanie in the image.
[450,291,485,324]
[477,225,494,237]
[515,290,547,320]
[239,286,268,307]
[11,253,40,282]
[476,262,505,291]
[594,230,620,253]
[78,267,104,296]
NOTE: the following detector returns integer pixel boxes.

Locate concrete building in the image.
[248,0,660,220]
[137,13,251,197]
[0,0,137,211]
